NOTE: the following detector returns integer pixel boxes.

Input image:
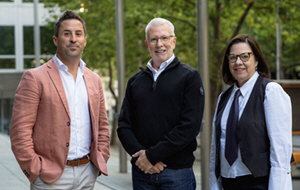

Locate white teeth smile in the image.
[156,50,165,53]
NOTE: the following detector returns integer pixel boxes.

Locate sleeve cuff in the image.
[268,167,292,190]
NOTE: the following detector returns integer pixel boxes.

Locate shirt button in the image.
[66,143,69,147]
[67,122,70,126]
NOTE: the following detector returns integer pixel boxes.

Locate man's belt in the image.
[66,155,89,166]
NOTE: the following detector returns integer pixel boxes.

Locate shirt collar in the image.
[146,54,175,72]
[54,54,86,72]
[234,71,259,97]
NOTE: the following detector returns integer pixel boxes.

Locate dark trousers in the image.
[221,175,269,190]
[132,165,196,190]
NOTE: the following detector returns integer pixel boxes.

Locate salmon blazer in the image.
[10,58,110,183]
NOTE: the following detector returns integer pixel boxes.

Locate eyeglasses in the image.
[147,35,175,44]
[227,52,254,63]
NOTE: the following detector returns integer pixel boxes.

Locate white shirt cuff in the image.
[268,167,292,190]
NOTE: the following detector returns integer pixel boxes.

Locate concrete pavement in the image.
[2,133,300,189]
[0,133,201,189]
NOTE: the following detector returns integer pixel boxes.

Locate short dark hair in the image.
[222,34,271,85]
[54,10,86,37]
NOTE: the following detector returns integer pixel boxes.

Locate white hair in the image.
[145,18,175,39]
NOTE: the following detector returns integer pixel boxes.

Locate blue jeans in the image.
[132,165,196,190]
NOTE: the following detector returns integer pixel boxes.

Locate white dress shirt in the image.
[210,72,293,190]
[147,54,175,81]
[54,55,92,160]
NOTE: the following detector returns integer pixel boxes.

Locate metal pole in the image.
[115,0,127,173]
[276,0,281,80]
[1,99,3,133]
[16,0,24,71]
[197,0,211,189]
[34,0,40,67]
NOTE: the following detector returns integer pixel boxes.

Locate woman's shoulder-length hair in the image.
[222,34,271,85]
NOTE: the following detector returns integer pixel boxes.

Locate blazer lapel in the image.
[47,59,71,119]
[83,69,97,128]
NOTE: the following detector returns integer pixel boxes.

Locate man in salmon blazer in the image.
[10,10,110,189]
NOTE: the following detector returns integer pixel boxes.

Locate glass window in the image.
[23,26,35,68]
[40,26,56,55]
[23,26,55,68]
[0,26,15,55]
[24,26,34,55]
[0,26,15,69]
[21,0,50,2]
[24,59,35,68]
[0,59,15,68]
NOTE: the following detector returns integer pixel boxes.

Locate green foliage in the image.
[278,0,300,79]
[41,0,300,109]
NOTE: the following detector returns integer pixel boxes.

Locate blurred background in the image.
[0,0,299,189]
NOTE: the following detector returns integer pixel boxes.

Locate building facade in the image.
[0,0,59,134]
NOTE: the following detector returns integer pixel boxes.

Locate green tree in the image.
[42,0,300,144]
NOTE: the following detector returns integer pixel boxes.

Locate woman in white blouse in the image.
[209,34,292,190]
